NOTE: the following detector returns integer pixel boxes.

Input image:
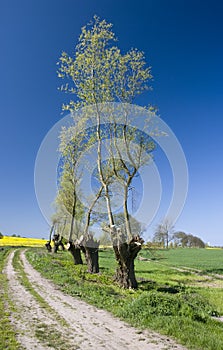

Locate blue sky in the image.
[1,0,223,245]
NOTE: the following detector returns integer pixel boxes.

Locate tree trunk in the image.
[104,185,115,227]
[69,193,76,242]
[53,243,59,253]
[52,234,65,253]
[111,226,144,288]
[85,246,99,273]
[68,242,83,265]
[45,225,54,251]
[81,235,100,273]
[81,187,102,273]
[49,225,54,242]
[95,105,114,228]
[45,241,52,252]
[123,184,131,239]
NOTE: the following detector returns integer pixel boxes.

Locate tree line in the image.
[153,220,205,249]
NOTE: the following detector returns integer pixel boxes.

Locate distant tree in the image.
[173,231,188,247]
[173,231,205,248]
[0,232,3,239]
[153,219,174,249]
[188,234,205,248]
[98,230,111,246]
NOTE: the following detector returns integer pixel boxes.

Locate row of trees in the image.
[47,16,206,288]
[153,220,205,248]
[0,233,23,239]
[49,16,155,288]
[171,232,205,248]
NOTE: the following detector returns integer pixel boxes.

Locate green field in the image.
[140,247,223,272]
[1,246,223,350]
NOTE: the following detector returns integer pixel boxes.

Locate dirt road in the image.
[4,249,187,350]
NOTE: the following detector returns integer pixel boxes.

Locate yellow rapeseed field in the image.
[0,236,47,247]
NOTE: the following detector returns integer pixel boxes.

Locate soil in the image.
[4,249,188,350]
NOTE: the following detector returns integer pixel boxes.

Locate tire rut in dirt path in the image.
[4,249,188,350]
[4,249,81,350]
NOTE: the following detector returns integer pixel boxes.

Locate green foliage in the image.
[173,231,205,248]
[56,15,155,244]
[58,15,152,109]
[153,219,174,248]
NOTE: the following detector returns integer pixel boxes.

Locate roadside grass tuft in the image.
[35,323,80,350]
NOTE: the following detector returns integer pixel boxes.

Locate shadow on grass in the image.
[137,278,184,294]
[201,268,223,275]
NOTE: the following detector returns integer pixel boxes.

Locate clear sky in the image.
[1,0,223,245]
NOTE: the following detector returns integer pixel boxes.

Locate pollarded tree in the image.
[57,125,106,271]
[57,16,154,288]
[55,127,87,263]
[107,122,155,287]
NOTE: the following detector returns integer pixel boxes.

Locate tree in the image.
[57,16,154,288]
[173,232,205,248]
[55,126,104,270]
[190,235,205,248]
[98,229,111,246]
[153,219,174,249]
[55,127,89,263]
[173,231,188,247]
[0,232,3,239]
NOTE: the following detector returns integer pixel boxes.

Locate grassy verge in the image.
[26,247,223,350]
[0,247,20,350]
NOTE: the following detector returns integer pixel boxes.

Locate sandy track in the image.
[4,249,187,350]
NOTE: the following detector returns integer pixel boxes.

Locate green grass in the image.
[26,247,223,350]
[139,247,223,273]
[0,247,20,350]
[34,323,80,350]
